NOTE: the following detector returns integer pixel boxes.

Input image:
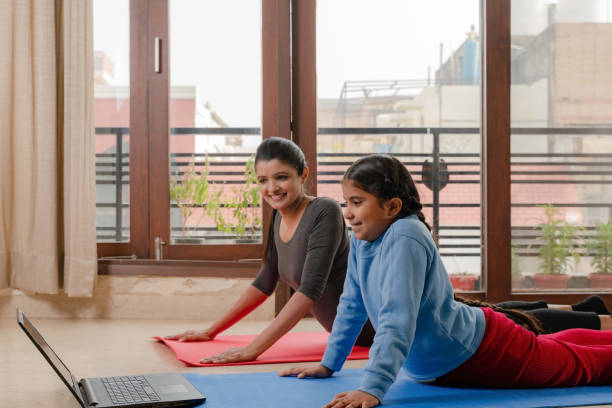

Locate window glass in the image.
[94,0,130,242]
[169,0,263,245]
[317,0,482,290]
[510,0,612,291]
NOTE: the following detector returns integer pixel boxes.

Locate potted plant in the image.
[449,272,478,291]
[170,157,221,244]
[215,156,262,243]
[532,204,584,289]
[587,221,612,288]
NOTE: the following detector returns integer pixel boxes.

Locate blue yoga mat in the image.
[184,368,612,408]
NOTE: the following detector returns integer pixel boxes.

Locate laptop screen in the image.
[17,309,84,404]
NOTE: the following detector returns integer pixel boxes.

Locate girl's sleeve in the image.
[320,237,368,371]
[359,232,429,402]
[297,200,346,302]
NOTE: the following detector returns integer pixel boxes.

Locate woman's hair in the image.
[255,137,306,176]
[454,295,543,335]
[343,154,431,231]
[255,137,308,264]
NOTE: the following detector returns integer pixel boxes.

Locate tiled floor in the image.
[1,316,610,408]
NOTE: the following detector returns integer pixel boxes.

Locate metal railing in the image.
[96,126,612,257]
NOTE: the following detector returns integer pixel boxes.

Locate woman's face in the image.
[255,159,308,212]
[342,180,397,242]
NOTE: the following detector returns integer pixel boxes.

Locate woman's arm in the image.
[199,290,314,363]
[165,285,269,341]
[250,291,314,354]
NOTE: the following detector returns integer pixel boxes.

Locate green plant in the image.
[587,221,612,274]
[215,156,262,240]
[534,204,584,275]
[449,271,471,276]
[170,157,221,237]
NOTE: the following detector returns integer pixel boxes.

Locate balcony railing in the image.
[96,126,612,260]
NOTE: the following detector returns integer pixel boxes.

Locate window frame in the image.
[96,0,612,309]
[97,0,291,268]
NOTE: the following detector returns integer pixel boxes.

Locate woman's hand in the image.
[323,390,380,408]
[199,346,260,364]
[279,364,333,379]
[164,329,214,342]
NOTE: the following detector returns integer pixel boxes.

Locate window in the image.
[95,1,275,262]
[93,1,612,306]
[316,0,482,291]
[169,0,262,247]
[510,0,612,291]
[94,0,130,243]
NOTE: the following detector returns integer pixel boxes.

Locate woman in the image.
[166,137,374,364]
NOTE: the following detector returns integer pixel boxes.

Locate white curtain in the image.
[0,0,96,296]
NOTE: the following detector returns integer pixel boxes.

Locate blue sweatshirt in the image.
[321,215,485,402]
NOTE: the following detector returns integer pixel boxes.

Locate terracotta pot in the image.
[532,273,570,289]
[449,275,478,291]
[588,273,612,289]
[173,237,204,245]
[512,276,525,289]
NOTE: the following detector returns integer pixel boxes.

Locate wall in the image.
[0,276,275,320]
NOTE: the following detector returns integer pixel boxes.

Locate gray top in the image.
[252,197,350,331]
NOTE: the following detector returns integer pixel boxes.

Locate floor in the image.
[0,316,365,408]
[1,316,610,408]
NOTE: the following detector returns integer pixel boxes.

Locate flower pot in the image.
[588,273,612,289]
[532,273,571,289]
[173,237,204,245]
[449,275,478,291]
[512,276,525,289]
[234,238,260,244]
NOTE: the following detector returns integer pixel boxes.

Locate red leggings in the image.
[437,307,612,387]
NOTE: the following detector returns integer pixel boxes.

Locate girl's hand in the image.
[323,390,380,408]
[199,346,259,364]
[279,364,333,379]
[164,329,214,342]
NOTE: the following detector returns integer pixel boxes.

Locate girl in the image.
[166,137,373,364]
[281,154,612,408]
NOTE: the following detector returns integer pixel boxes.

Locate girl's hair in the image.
[255,137,308,264]
[454,295,543,335]
[343,154,431,231]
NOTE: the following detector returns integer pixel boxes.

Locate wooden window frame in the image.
[481,0,612,306]
[96,0,612,308]
[97,0,292,277]
[481,0,511,302]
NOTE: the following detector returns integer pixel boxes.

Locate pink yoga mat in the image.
[155,331,369,367]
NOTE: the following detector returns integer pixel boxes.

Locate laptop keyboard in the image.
[102,375,161,405]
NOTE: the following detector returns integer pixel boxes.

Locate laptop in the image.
[17,308,205,408]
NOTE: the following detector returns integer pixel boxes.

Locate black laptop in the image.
[17,308,205,408]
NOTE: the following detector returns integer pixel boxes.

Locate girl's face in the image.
[255,159,308,212]
[342,180,400,242]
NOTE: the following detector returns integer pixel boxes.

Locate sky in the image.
[93,0,479,126]
[93,0,612,126]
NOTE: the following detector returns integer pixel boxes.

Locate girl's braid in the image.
[454,294,543,335]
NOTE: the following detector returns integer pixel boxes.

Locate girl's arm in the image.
[359,232,428,402]
[320,237,369,370]
[165,284,269,341]
[199,290,314,363]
